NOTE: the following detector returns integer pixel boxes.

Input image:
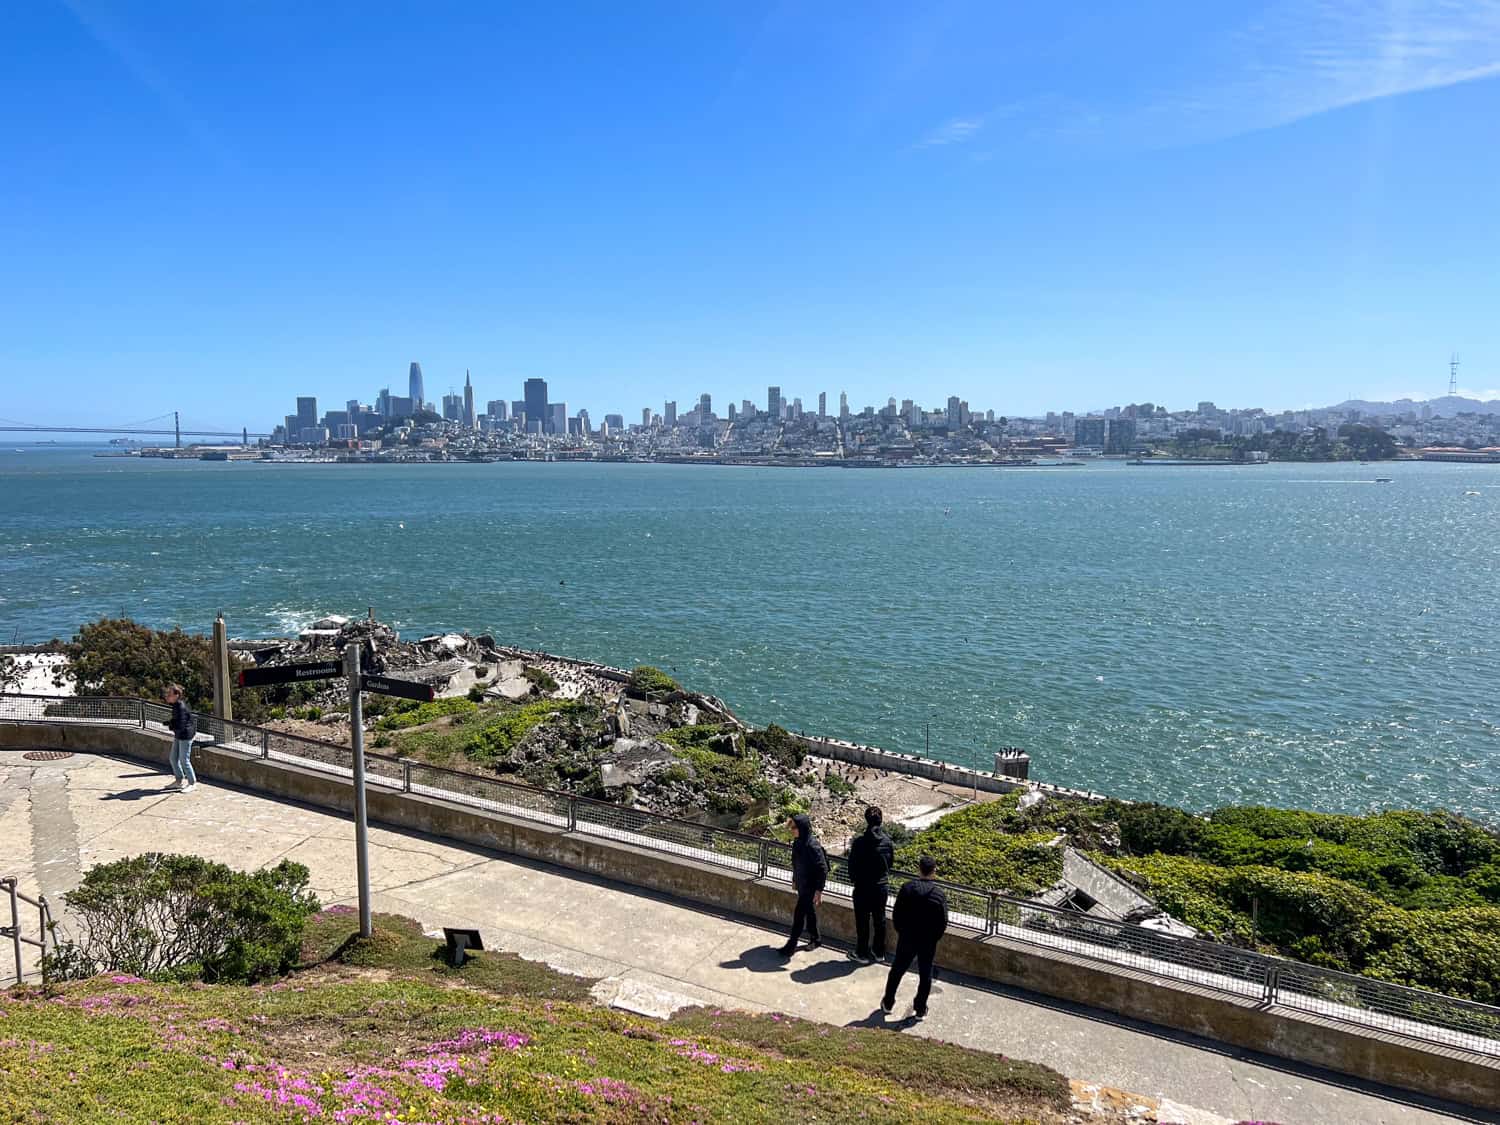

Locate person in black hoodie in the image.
[164,683,198,793]
[881,854,948,1018]
[846,805,894,964]
[777,813,827,957]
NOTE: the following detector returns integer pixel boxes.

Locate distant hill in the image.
[1329,395,1500,417]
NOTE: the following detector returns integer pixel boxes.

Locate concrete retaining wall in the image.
[5,717,1498,1112]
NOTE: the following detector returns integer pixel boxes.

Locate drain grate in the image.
[22,751,74,762]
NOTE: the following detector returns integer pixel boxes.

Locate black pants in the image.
[851,884,888,958]
[883,939,937,1013]
[787,887,820,945]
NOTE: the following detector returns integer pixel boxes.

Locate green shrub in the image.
[376,697,477,730]
[895,801,1062,895]
[824,773,855,797]
[298,705,323,721]
[1098,854,1254,942]
[45,854,319,983]
[1363,907,1500,1002]
[521,665,559,693]
[628,664,680,694]
[745,723,806,770]
[466,684,488,702]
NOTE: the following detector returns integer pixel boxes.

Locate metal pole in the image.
[925,723,930,757]
[212,612,233,723]
[344,644,372,939]
[6,879,21,984]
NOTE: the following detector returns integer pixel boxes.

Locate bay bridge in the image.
[0,412,268,446]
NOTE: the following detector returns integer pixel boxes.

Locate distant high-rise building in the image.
[409,363,425,408]
[946,396,962,430]
[727,403,737,422]
[1105,418,1137,454]
[767,386,781,418]
[577,408,591,435]
[604,414,624,431]
[487,399,508,420]
[698,392,712,417]
[741,399,754,419]
[463,371,476,428]
[641,407,652,429]
[839,391,849,419]
[524,379,549,428]
[296,397,318,433]
[511,400,525,421]
[665,401,677,428]
[347,399,361,417]
[818,392,827,418]
[793,397,803,419]
[375,388,391,417]
[548,402,568,435]
[1074,418,1106,447]
[389,396,413,419]
[442,393,462,421]
[283,414,299,440]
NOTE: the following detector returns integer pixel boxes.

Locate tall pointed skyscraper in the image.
[409,362,425,409]
[463,370,476,429]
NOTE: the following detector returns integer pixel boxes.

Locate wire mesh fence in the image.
[4,689,1500,1056]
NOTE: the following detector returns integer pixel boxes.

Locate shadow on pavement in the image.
[718,945,789,973]
[846,1007,920,1031]
[790,956,864,984]
[99,787,175,802]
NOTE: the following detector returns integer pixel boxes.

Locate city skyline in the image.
[4,5,1498,424]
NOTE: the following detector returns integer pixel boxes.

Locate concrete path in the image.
[0,750,1491,1125]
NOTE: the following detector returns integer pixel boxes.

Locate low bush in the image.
[45,853,320,983]
[745,723,806,770]
[522,665,559,693]
[628,664,680,694]
[376,697,477,730]
[893,801,1063,895]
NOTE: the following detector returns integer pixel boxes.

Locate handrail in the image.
[1,875,54,985]
[4,689,1500,1056]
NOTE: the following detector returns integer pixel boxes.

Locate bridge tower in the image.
[174,411,181,449]
[1449,354,1459,397]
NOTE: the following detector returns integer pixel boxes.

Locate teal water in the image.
[3,447,1498,819]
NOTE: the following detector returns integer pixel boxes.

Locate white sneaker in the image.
[184,782,197,793]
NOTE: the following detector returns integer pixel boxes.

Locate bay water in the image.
[3,446,1496,820]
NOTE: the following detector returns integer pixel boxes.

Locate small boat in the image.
[1375,477,1393,483]
[1464,490,1481,496]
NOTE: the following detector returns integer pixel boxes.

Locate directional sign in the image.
[360,674,434,702]
[237,661,343,688]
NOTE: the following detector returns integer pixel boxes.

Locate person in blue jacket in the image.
[164,683,198,793]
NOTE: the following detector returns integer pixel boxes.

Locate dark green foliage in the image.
[466,684,488,702]
[628,664,680,694]
[824,773,855,798]
[46,853,319,983]
[744,723,806,770]
[62,616,271,722]
[521,664,558,693]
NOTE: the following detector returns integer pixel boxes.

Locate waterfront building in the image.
[548,402,568,435]
[524,379,549,427]
[463,371,476,429]
[1074,417,1106,447]
[665,401,677,428]
[767,386,781,418]
[1106,418,1137,453]
[409,362,425,408]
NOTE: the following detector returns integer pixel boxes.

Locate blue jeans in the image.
[170,738,197,786]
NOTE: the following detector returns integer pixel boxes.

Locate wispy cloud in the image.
[917,117,983,148]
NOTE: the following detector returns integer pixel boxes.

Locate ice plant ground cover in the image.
[0,910,1102,1124]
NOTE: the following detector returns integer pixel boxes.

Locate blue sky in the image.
[3,1,1498,431]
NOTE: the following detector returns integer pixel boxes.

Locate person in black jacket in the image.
[846,805,894,964]
[881,855,948,1018]
[164,683,198,793]
[777,813,827,957]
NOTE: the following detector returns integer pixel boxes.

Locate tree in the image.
[61,617,269,721]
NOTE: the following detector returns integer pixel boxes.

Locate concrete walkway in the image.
[0,750,1490,1125]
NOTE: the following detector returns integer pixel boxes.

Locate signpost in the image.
[236,661,342,688]
[233,655,432,941]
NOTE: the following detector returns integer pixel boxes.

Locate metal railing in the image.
[1,875,55,985]
[4,690,1500,1056]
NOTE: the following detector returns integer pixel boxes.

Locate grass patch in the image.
[659,724,774,815]
[0,910,1076,1124]
[375,697,477,731]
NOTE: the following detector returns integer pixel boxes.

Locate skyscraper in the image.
[524,379,549,429]
[409,363,425,408]
[839,391,849,419]
[818,392,826,418]
[463,371,476,429]
[946,396,962,430]
[548,402,568,435]
[664,401,677,428]
[487,399,508,420]
[641,407,652,428]
[767,386,781,418]
[698,392,712,417]
[442,393,462,421]
[296,397,318,433]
